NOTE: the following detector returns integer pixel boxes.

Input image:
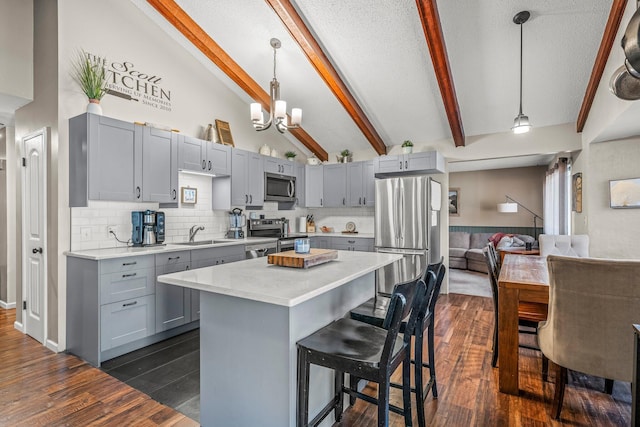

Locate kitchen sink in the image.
[175,240,215,246]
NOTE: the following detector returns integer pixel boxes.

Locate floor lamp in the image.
[497,195,543,238]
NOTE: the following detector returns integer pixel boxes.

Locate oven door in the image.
[278,238,296,252]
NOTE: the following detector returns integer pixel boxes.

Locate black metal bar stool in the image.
[349,258,445,427]
[296,272,436,427]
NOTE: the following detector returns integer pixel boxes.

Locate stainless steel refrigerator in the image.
[375,176,441,294]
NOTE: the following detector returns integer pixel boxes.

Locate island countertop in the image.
[157,250,401,307]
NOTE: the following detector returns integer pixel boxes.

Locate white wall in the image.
[583,138,640,259]
[0,0,34,112]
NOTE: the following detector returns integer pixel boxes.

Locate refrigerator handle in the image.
[399,189,404,241]
[394,186,401,242]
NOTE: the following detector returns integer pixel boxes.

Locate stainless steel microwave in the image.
[264,172,296,202]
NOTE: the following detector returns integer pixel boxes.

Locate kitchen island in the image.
[157,250,401,427]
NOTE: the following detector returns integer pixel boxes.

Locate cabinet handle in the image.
[400,161,403,170]
[320,198,323,206]
[250,194,253,204]
[122,261,137,266]
[202,160,206,170]
[359,197,362,205]
[136,186,141,199]
[186,265,190,270]
[221,259,225,263]
[208,161,212,170]
[363,197,366,205]
[122,273,137,278]
[168,256,181,261]
[122,301,138,307]
[245,194,248,203]
[348,240,356,243]
[405,160,408,169]
[343,197,345,205]
[172,189,177,200]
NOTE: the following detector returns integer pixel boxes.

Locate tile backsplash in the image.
[70,173,374,251]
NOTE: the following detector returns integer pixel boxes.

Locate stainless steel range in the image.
[247,218,308,252]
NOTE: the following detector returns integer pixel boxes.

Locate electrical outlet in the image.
[80,227,91,241]
[107,225,116,237]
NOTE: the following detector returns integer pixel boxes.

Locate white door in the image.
[22,129,47,344]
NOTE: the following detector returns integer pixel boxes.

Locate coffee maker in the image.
[132,210,165,246]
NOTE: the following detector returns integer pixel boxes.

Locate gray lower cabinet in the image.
[310,236,332,249]
[67,254,156,367]
[323,164,347,207]
[155,251,191,332]
[190,245,245,321]
[69,113,180,206]
[179,135,231,176]
[331,236,374,252]
[305,165,324,207]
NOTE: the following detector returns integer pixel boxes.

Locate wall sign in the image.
[86,52,173,112]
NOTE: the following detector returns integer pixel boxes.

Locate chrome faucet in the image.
[189,225,205,242]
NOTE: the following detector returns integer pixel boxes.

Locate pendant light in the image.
[250,38,302,134]
[512,11,532,134]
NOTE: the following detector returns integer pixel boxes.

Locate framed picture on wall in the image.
[609,177,640,208]
[181,187,198,204]
[448,188,460,216]
[572,172,582,213]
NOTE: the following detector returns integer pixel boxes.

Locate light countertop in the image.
[64,237,278,260]
[307,232,374,238]
[157,250,401,307]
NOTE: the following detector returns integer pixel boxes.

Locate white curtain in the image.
[544,158,570,235]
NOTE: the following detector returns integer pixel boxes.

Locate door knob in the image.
[32,247,43,254]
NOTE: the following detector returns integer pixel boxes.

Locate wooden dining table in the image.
[498,254,549,395]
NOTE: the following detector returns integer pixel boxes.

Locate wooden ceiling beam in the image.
[415,0,465,147]
[265,0,387,155]
[146,0,328,161]
[576,0,628,133]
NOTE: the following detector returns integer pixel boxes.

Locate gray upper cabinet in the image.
[304,165,324,207]
[231,149,264,207]
[375,151,445,176]
[295,163,305,208]
[323,163,347,207]
[347,160,375,207]
[69,113,180,206]
[142,126,179,203]
[264,156,294,176]
[179,135,231,176]
[70,113,142,206]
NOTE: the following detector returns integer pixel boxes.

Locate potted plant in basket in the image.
[402,140,414,154]
[339,149,352,163]
[285,151,297,161]
[70,49,109,115]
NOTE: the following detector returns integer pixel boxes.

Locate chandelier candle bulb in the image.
[251,103,262,121]
[291,108,302,126]
[275,100,286,119]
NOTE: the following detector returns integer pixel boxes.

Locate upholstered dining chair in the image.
[539,234,589,258]
[538,255,640,419]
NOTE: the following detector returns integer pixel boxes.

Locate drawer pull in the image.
[122,261,137,266]
[122,301,138,307]
[122,273,137,278]
[168,256,181,261]
[348,240,356,243]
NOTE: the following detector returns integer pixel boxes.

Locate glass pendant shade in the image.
[512,113,531,134]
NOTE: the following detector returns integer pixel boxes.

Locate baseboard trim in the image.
[46,339,59,353]
[0,300,16,309]
[14,321,24,333]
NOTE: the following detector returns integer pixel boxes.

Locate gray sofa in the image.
[450,231,537,273]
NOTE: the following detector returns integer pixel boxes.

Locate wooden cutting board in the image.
[267,249,338,269]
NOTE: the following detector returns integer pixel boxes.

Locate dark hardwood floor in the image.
[0,293,631,426]
[0,308,198,427]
